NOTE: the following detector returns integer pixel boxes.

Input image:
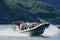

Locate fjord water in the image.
[0,24,60,40]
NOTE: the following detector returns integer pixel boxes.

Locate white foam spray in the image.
[0,28,30,37]
[42,24,60,36]
[0,24,60,37]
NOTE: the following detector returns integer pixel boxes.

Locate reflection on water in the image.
[0,35,60,40]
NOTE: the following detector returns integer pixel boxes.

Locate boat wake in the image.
[0,24,60,37]
[0,28,30,37]
[42,24,60,36]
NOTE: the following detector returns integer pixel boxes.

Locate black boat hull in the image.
[13,22,49,36]
[30,23,49,36]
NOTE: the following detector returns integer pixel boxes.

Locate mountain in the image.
[0,0,60,24]
[37,0,60,10]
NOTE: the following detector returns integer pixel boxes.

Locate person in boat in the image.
[15,21,38,31]
[21,22,27,30]
[26,22,37,29]
[26,22,32,29]
[20,22,31,30]
[15,22,20,32]
[16,21,27,31]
